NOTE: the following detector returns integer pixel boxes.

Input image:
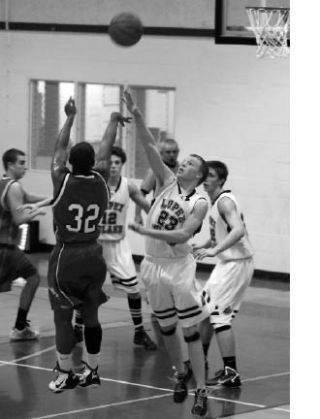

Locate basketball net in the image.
[246,7,290,58]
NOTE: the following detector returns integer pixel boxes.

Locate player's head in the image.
[2,148,27,179]
[69,142,95,175]
[159,139,179,168]
[110,146,127,178]
[177,154,208,187]
[204,161,229,193]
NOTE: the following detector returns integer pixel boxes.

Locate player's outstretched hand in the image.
[122,88,138,114]
[110,112,132,127]
[64,97,77,117]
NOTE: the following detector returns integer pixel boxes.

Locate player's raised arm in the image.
[95,112,132,177]
[51,97,77,188]
[128,180,150,214]
[123,88,174,188]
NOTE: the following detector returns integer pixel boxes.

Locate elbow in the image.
[237,227,245,240]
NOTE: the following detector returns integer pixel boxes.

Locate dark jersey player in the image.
[44,98,131,393]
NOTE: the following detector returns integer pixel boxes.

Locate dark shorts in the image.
[0,245,37,292]
[48,241,107,310]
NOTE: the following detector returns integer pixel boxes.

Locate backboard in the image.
[215,0,290,45]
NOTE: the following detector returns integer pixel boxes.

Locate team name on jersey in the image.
[209,216,217,245]
[152,198,186,230]
[107,201,124,212]
[160,199,185,222]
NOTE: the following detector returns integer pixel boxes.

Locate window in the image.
[30,81,175,179]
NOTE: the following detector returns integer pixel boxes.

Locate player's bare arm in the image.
[95,112,132,177]
[7,182,46,225]
[129,199,208,244]
[23,191,50,204]
[134,169,156,223]
[128,180,150,214]
[51,97,77,189]
[123,88,174,188]
[192,237,212,252]
[194,197,245,260]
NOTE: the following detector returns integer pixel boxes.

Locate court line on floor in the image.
[30,393,172,419]
[0,345,56,368]
[242,371,289,382]
[0,358,289,414]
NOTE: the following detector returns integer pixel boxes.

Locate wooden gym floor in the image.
[0,252,289,419]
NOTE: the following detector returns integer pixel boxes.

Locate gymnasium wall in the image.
[0,1,289,274]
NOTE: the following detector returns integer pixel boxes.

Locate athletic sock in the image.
[56,352,72,371]
[74,310,83,327]
[14,308,28,330]
[223,356,237,371]
[127,295,143,331]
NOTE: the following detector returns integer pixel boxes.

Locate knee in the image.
[25,273,40,287]
[183,325,200,343]
[160,324,177,336]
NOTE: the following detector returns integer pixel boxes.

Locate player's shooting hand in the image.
[110,112,132,126]
[122,89,138,114]
[64,97,77,117]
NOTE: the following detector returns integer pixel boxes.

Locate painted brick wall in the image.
[0,31,289,273]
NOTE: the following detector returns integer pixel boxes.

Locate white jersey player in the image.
[123,88,210,417]
[98,146,157,351]
[193,160,254,389]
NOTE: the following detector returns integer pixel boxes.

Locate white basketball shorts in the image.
[140,254,211,328]
[204,257,254,328]
[99,238,139,294]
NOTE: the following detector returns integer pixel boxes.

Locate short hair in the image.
[159,138,179,152]
[2,148,26,170]
[206,160,229,186]
[190,154,209,186]
[69,142,95,175]
[111,145,127,164]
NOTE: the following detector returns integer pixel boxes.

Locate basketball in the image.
[109,13,143,47]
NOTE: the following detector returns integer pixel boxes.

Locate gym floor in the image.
[0,252,289,419]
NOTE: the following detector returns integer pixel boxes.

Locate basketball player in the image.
[193,161,254,387]
[47,98,131,392]
[97,145,157,350]
[123,88,210,417]
[0,148,49,340]
[134,138,193,376]
[135,138,180,225]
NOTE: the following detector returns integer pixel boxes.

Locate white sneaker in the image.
[10,322,39,341]
[49,363,79,393]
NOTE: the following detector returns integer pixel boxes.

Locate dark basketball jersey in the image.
[0,176,20,245]
[52,171,109,244]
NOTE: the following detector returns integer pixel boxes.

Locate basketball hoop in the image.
[246,7,290,58]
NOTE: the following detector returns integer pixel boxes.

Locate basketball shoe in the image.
[10,320,39,341]
[206,366,241,388]
[48,363,79,393]
[78,362,101,388]
[133,328,157,350]
[191,388,208,416]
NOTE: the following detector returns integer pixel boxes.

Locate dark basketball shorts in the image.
[48,241,108,310]
[0,245,37,292]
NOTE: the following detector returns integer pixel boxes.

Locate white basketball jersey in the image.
[145,179,207,258]
[209,191,254,261]
[99,177,129,241]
